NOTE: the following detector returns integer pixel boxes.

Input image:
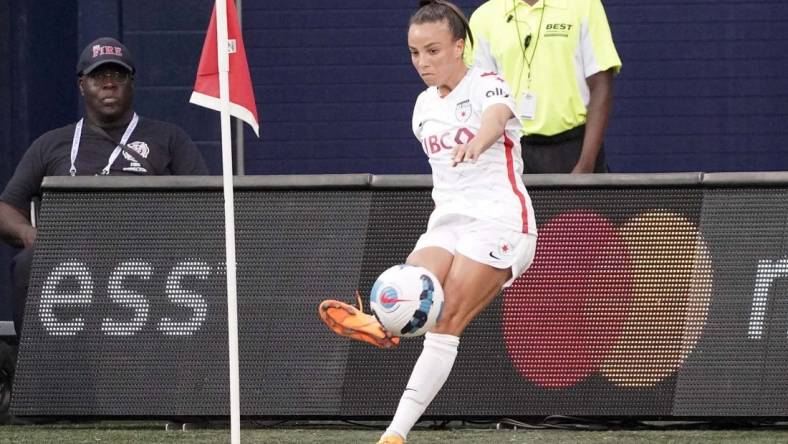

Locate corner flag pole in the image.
[191,1,259,440]
[215,0,242,442]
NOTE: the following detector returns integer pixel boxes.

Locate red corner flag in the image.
[190,0,259,136]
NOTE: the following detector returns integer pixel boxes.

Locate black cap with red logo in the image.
[76,37,135,76]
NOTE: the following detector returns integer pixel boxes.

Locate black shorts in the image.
[521,125,609,174]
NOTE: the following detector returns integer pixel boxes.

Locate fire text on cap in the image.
[92,45,123,58]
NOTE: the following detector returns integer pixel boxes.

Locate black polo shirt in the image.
[1,116,209,212]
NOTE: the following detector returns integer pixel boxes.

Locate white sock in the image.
[384,332,460,440]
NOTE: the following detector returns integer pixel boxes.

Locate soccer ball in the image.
[369,264,444,337]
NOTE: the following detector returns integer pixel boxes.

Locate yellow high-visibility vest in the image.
[467,0,622,136]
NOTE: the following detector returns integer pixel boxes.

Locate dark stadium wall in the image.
[0,3,9,183]
[602,1,788,172]
[239,0,788,174]
[56,0,788,176]
[0,0,78,325]
[11,1,78,154]
[0,1,12,324]
[5,0,788,178]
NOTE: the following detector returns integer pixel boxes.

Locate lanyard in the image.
[513,0,546,91]
[70,113,139,176]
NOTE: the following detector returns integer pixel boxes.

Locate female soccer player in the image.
[320,1,537,442]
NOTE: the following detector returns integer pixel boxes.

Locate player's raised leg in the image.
[378,253,510,443]
[406,246,453,286]
[318,246,452,349]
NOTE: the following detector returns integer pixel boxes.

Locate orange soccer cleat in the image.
[319,291,400,349]
[376,433,405,444]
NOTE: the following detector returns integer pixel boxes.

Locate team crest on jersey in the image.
[455,99,472,122]
[122,141,150,173]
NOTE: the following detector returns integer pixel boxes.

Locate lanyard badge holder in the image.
[70,113,139,176]
[512,2,545,121]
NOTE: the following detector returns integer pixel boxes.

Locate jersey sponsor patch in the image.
[420,127,476,155]
[455,99,472,122]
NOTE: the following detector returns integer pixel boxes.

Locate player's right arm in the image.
[0,201,36,248]
[451,103,513,166]
[452,70,518,165]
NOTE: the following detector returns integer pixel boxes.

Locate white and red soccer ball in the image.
[369,264,444,338]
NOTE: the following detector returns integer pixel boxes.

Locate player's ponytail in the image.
[411,0,474,48]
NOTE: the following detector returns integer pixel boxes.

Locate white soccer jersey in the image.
[412,66,537,235]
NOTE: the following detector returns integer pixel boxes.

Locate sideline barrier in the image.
[10,173,788,417]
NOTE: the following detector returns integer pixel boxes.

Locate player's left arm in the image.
[452,103,513,166]
[574,69,613,173]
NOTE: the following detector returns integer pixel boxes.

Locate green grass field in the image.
[1,421,788,443]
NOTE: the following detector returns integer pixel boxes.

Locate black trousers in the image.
[521,125,609,174]
[9,248,33,339]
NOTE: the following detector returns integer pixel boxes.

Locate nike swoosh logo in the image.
[489,252,501,260]
[380,294,403,304]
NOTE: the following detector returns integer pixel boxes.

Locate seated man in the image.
[0,36,209,339]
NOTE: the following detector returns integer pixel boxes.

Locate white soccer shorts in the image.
[412,213,537,288]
